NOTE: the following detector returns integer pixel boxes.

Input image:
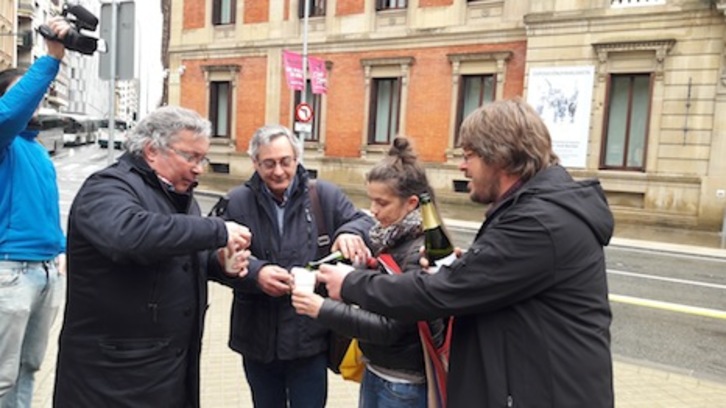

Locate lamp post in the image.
[107,0,118,165]
[298,0,311,164]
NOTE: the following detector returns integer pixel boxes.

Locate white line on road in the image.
[609,294,726,320]
[608,269,726,290]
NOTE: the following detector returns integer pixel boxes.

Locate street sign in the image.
[295,103,314,123]
[294,122,312,133]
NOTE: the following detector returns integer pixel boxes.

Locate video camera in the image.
[37,3,105,55]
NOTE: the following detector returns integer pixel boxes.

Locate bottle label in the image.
[428,252,457,273]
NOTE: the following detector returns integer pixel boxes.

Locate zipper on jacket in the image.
[147,266,162,323]
[147,302,158,323]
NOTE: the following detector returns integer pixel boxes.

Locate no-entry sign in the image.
[295,103,314,123]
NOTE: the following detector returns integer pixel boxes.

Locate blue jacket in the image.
[0,56,65,261]
[222,166,374,363]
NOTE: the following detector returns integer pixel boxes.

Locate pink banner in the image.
[282,50,304,91]
[309,57,328,95]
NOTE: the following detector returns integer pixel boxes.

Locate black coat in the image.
[222,166,374,363]
[317,234,443,376]
[54,153,229,408]
[342,166,615,408]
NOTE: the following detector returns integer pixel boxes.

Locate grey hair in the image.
[247,124,302,160]
[125,105,212,155]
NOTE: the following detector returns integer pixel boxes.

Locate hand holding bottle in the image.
[419,246,463,273]
[316,263,355,300]
[331,233,371,267]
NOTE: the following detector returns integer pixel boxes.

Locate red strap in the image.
[376,253,453,406]
[377,253,401,275]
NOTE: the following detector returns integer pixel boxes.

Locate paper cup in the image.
[291,267,316,293]
[224,248,244,274]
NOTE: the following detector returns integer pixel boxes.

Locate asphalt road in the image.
[54,144,726,382]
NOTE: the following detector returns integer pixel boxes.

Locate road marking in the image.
[608,269,726,290]
[609,294,726,320]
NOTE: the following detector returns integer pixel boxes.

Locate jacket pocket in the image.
[99,337,171,360]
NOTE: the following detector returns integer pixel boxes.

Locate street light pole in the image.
[107,0,118,165]
[299,0,310,164]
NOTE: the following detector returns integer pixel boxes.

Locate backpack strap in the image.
[308,180,331,256]
[207,196,229,217]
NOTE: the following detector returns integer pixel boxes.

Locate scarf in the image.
[369,208,422,254]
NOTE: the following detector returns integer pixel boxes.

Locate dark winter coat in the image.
[317,234,442,376]
[342,165,615,408]
[222,166,374,363]
[54,153,229,408]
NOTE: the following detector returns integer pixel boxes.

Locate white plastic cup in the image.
[291,267,316,293]
[224,248,244,274]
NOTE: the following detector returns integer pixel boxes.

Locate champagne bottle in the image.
[306,250,346,270]
[306,250,378,270]
[420,192,455,272]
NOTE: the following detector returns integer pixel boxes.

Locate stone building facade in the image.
[168,0,726,230]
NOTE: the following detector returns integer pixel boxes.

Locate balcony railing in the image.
[611,0,666,7]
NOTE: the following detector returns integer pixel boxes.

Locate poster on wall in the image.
[526,66,595,168]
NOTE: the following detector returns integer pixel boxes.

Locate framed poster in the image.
[526,66,595,168]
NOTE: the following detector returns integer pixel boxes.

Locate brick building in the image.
[168,0,726,230]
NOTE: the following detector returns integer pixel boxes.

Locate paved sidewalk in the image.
[32,279,726,407]
[31,230,726,407]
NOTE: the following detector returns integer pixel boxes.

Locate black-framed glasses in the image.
[167,146,210,167]
[258,156,296,171]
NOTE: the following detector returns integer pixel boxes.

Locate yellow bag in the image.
[339,339,365,383]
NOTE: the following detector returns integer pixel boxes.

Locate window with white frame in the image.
[361,57,413,149]
[455,74,496,146]
[368,78,401,145]
[294,82,322,142]
[376,0,407,11]
[447,52,511,153]
[213,0,236,25]
[601,73,652,170]
[209,81,231,138]
[299,0,325,17]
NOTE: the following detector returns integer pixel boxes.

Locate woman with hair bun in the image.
[292,136,443,408]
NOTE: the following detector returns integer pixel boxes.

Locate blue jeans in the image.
[242,352,328,408]
[359,367,427,408]
[0,261,65,408]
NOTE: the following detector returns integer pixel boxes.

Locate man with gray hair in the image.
[220,124,373,407]
[53,106,252,407]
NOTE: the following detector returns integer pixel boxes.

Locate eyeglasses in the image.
[167,146,210,167]
[462,151,478,164]
[258,156,296,171]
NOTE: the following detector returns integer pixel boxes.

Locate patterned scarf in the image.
[369,208,422,254]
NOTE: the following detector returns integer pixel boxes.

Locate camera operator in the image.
[0,17,70,408]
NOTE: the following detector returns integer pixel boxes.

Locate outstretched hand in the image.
[316,263,354,300]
